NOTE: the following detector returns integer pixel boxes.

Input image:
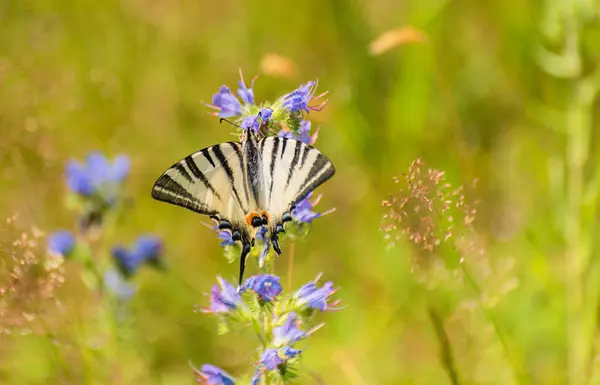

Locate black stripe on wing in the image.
[267,136,281,205]
[201,148,216,168]
[293,148,335,205]
[184,155,221,199]
[258,136,336,211]
[152,174,216,215]
[286,140,302,188]
[174,163,193,183]
[213,143,248,213]
[232,143,251,209]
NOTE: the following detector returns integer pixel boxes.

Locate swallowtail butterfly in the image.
[151,125,335,285]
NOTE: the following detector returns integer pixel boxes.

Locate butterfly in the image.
[151,125,335,286]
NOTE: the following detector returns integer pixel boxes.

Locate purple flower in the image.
[112,246,142,277]
[292,192,335,224]
[281,346,302,358]
[193,364,235,385]
[259,348,284,370]
[244,274,282,302]
[250,347,302,385]
[255,227,270,267]
[240,108,273,134]
[237,71,256,105]
[47,230,75,256]
[218,230,234,247]
[203,276,242,313]
[66,152,130,199]
[112,235,163,277]
[134,235,163,263]
[208,71,257,118]
[294,274,341,312]
[278,120,319,145]
[273,313,307,346]
[282,81,328,114]
[241,115,260,133]
[211,86,242,118]
[258,108,272,124]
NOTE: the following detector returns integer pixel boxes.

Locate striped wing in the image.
[151,142,250,223]
[259,136,335,217]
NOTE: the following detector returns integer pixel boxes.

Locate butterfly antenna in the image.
[256,108,273,136]
[219,118,241,128]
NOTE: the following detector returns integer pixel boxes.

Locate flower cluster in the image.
[206,72,333,256]
[46,152,164,301]
[195,273,341,384]
[65,152,130,229]
[194,73,341,384]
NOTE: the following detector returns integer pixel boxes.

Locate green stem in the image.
[287,243,295,291]
[427,305,460,385]
[562,8,598,385]
[565,101,586,385]
[252,316,267,348]
[461,264,527,384]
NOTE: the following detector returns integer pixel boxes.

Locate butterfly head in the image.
[245,211,270,237]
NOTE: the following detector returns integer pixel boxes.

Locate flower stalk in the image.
[194,73,340,385]
[537,2,600,384]
[46,151,165,378]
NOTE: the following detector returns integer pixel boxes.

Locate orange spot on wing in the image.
[246,212,259,226]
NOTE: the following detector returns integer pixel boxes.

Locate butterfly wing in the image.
[151,142,251,228]
[259,136,335,222]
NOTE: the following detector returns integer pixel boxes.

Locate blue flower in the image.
[255,227,270,267]
[193,364,236,385]
[47,230,75,257]
[244,274,282,302]
[218,230,234,247]
[241,115,260,133]
[250,347,302,384]
[282,81,328,114]
[112,235,163,277]
[211,86,242,118]
[240,108,273,133]
[104,269,136,300]
[259,348,284,370]
[237,71,257,105]
[278,120,319,145]
[208,71,257,118]
[258,108,272,124]
[203,276,242,314]
[66,152,130,200]
[292,192,335,224]
[281,346,302,358]
[272,313,307,346]
[240,108,273,134]
[134,235,163,263]
[294,274,341,312]
[111,246,144,277]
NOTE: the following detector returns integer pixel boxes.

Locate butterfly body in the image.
[152,129,335,285]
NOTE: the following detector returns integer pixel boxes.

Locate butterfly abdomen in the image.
[243,133,264,210]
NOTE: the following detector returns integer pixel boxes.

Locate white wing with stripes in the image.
[151,142,250,224]
[259,136,335,219]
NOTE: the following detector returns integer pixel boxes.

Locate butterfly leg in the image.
[271,232,282,255]
[238,238,252,289]
[271,221,287,256]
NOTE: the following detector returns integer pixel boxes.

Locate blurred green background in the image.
[2,0,600,384]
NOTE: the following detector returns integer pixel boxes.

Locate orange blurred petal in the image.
[259,53,299,79]
[369,26,428,55]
